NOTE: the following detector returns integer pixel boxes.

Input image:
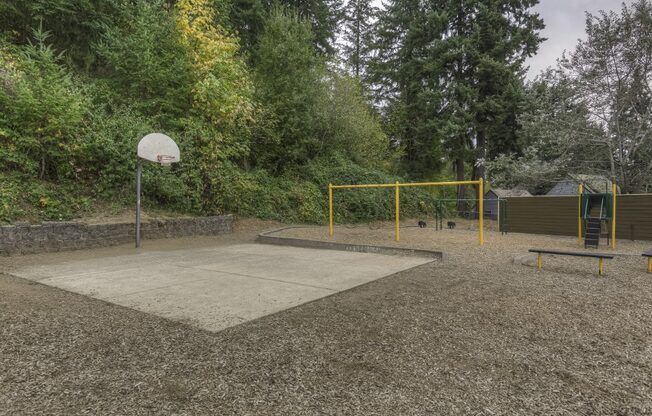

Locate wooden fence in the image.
[503,194,652,241]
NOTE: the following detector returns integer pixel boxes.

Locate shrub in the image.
[0,34,87,180]
[0,173,92,222]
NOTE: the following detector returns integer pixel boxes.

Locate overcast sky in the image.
[525,0,633,79]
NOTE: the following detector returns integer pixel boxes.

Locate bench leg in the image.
[648,258,651,273]
[537,253,542,270]
[598,257,604,276]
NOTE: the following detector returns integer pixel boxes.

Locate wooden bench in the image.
[643,250,652,273]
[528,249,614,276]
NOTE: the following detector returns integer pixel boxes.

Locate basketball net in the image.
[157,155,176,166]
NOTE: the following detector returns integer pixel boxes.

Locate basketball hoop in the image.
[157,154,176,167]
[135,133,181,248]
[138,133,180,165]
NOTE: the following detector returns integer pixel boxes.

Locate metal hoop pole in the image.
[328,183,333,237]
[612,183,617,249]
[395,181,400,241]
[578,183,583,245]
[136,161,142,248]
[479,178,484,246]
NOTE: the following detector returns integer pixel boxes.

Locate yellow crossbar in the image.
[329,179,484,246]
[330,183,395,189]
[331,180,481,189]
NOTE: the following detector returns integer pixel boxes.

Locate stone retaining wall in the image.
[0,215,233,255]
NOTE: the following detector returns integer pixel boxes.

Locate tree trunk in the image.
[608,143,616,184]
[471,163,478,219]
[476,129,486,181]
[455,157,465,215]
[40,155,46,180]
[355,8,360,78]
[475,129,486,218]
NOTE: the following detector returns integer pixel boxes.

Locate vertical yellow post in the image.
[497,196,501,233]
[578,183,584,245]
[479,178,484,246]
[598,257,604,276]
[537,253,542,269]
[395,181,400,241]
[611,183,617,249]
[647,258,651,273]
[328,183,333,237]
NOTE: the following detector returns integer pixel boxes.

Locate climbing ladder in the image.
[582,192,614,249]
[584,218,602,248]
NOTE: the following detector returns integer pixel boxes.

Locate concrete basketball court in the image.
[12,243,432,332]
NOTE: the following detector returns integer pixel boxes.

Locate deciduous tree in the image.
[561,0,652,192]
[252,8,328,171]
[488,1,652,194]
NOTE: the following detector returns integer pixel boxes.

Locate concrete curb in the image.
[257,227,443,260]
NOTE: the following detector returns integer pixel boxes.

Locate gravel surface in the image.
[1,220,652,415]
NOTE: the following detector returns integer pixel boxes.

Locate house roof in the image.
[487,188,532,198]
[569,174,614,194]
[545,174,619,195]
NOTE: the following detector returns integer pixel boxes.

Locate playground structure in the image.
[325,176,633,251]
[578,183,617,249]
[328,179,485,246]
[493,182,630,248]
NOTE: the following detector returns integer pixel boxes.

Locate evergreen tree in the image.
[0,0,123,71]
[96,1,194,125]
[370,0,455,178]
[230,0,343,56]
[229,0,268,55]
[470,0,544,181]
[371,0,543,207]
[341,0,376,77]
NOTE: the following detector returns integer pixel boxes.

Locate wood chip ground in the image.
[1,219,651,415]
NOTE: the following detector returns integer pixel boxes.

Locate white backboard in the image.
[137,133,180,164]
